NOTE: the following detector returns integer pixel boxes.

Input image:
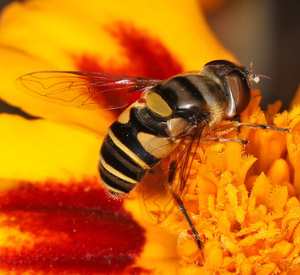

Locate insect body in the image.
[16,60,287,249]
[99,60,253,196]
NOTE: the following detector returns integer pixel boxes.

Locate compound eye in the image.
[227,72,251,114]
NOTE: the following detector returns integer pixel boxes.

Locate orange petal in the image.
[290,83,300,108]
[267,158,290,185]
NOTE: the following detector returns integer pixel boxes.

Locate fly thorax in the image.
[145,90,173,118]
[143,74,231,137]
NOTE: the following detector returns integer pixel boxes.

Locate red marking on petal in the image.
[0,179,149,274]
[105,23,183,80]
[72,22,183,118]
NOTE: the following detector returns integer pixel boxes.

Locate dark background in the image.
[207,0,300,110]
[0,0,299,116]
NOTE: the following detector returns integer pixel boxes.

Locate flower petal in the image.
[0,178,178,274]
[1,0,234,134]
[291,83,300,108]
[169,100,300,273]
[0,114,178,273]
[0,114,100,183]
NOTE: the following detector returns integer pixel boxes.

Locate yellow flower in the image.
[0,0,235,274]
[2,0,300,274]
[1,0,234,135]
[171,93,300,274]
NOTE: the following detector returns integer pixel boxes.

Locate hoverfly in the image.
[15,60,289,249]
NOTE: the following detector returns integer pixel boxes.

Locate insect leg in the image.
[201,137,248,145]
[237,122,290,133]
[213,121,290,136]
[168,161,202,249]
[178,204,202,249]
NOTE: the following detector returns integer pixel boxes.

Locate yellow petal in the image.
[0,114,100,184]
[0,114,178,273]
[1,0,234,134]
[125,198,179,273]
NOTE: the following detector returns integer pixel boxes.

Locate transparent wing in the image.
[15,71,162,110]
[137,122,205,224]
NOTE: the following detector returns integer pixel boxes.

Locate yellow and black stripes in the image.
[99,60,254,196]
[151,75,222,125]
[99,128,149,195]
[99,105,169,195]
[99,75,216,195]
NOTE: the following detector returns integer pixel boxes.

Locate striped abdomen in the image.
[99,101,180,195]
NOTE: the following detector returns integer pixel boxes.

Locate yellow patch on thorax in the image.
[117,102,146,124]
[146,92,173,117]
